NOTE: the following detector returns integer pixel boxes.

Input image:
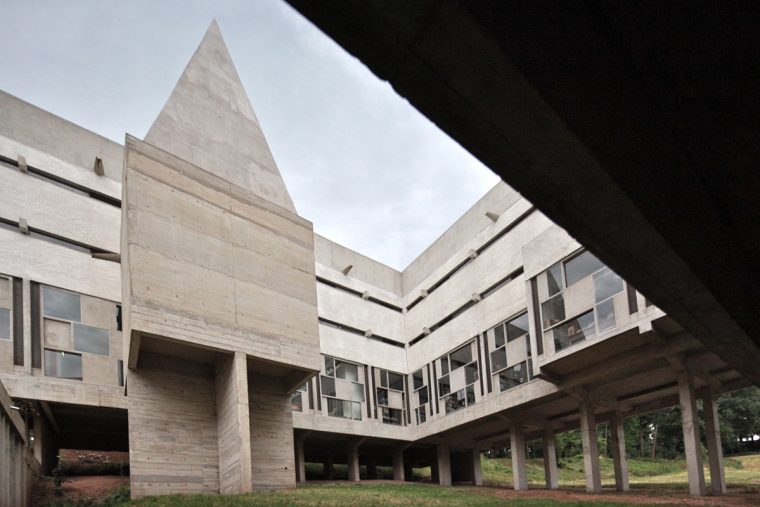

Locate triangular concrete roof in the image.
[145,20,296,212]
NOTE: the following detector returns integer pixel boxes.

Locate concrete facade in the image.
[0,20,754,500]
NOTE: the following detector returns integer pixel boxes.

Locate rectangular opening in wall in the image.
[73,323,110,356]
[44,349,82,380]
[12,277,23,365]
[118,360,124,387]
[43,286,81,322]
[0,308,9,340]
[31,282,41,368]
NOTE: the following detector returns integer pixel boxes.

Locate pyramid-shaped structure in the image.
[145,20,295,211]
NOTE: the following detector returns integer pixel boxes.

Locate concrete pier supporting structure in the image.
[215,352,252,494]
[579,398,602,493]
[510,423,528,490]
[702,384,726,494]
[294,438,306,483]
[678,371,706,496]
[392,449,405,481]
[324,456,335,480]
[347,443,360,482]
[471,448,483,486]
[436,443,452,486]
[610,411,629,492]
[543,428,559,490]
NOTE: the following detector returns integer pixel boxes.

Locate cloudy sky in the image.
[0,0,500,270]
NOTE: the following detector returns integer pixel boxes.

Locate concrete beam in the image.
[678,370,706,496]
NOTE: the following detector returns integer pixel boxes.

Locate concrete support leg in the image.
[367,458,377,480]
[510,423,528,490]
[702,384,726,494]
[392,449,405,481]
[436,444,452,486]
[324,456,335,480]
[610,411,629,492]
[579,398,602,493]
[347,444,360,482]
[678,371,706,496]
[295,438,306,483]
[215,351,253,494]
[404,459,413,482]
[542,428,559,490]
[471,448,483,486]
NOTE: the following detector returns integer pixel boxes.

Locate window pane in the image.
[494,324,505,348]
[352,382,365,402]
[352,401,362,421]
[73,323,109,356]
[554,311,595,351]
[43,286,81,321]
[413,369,424,390]
[593,268,624,303]
[44,349,82,380]
[417,386,429,405]
[290,391,303,412]
[547,263,562,296]
[379,369,388,388]
[321,375,336,397]
[0,308,9,340]
[466,384,476,406]
[382,407,402,425]
[438,375,450,396]
[388,372,404,391]
[596,298,616,333]
[376,388,388,406]
[416,407,426,424]
[490,348,507,373]
[526,335,532,357]
[336,361,358,382]
[439,357,449,376]
[324,356,335,377]
[564,250,604,286]
[444,389,466,414]
[506,313,529,341]
[541,294,565,329]
[465,362,479,385]
[327,397,344,418]
[450,343,472,371]
[499,362,528,391]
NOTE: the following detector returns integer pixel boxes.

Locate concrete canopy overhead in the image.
[145,20,296,212]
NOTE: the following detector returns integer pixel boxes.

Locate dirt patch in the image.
[34,475,129,505]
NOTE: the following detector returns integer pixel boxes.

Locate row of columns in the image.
[294,440,407,483]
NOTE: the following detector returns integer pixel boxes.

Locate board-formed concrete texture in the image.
[0,19,753,499]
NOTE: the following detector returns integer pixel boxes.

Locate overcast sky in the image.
[0,0,500,270]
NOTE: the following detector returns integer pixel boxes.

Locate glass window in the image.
[554,311,595,351]
[415,406,426,424]
[466,384,476,405]
[0,308,9,340]
[73,323,109,356]
[596,298,616,333]
[388,372,404,391]
[547,263,562,296]
[449,344,472,371]
[352,401,362,421]
[412,369,424,390]
[352,382,365,402]
[439,357,449,376]
[116,305,122,332]
[327,397,344,417]
[324,356,335,377]
[438,375,450,396]
[321,375,336,397]
[499,362,528,391]
[541,294,565,329]
[526,335,532,357]
[506,313,529,341]
[444,389,466,413]
[336,361,358,382]
[382,407,403,425]
[376,388,388,406]
[379,369,388,388]
[417,386,429,405]
[494,324,505,348]
[564,250,604,286]
[490,348,507,373]
[43,286,81,322]
[594,268,624,303]
[44,349,82,380]
[465,362,479,385]
[290,391,303,412]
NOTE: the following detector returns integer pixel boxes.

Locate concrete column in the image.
[214,351,252,494]
[609,411,629,492]
[347,444,360,482]
[542,428,559,490]
[510,423,528,490]
[436,444,452,486]
[702,384,726,494]
[294,438,306,483]
[366,458,377,480]
[392,449,405,481]
[678,371,706,496]
[324,455,335,480]
[579,397,601,493]
[404,459,413,482]
[471,448,483,486]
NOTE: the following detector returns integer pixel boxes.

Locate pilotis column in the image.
[543,428,559,490]
[392,449,405,481]
[510,423,528,490]
[610,411,629,492]
[579,397,601,493]
[436,443,452,486]
[702,383,726,494]
[678,370,706,496]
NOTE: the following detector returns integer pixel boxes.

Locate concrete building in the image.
[0,20,754,502]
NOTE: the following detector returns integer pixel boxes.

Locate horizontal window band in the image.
[0,154,121,208]
[0,217,120,262]
[316,276,402,313]
[318,317,405,348]
[406,207,535,311]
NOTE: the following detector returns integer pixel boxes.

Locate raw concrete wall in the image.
[128,353,219,498]
[0,380,32,507]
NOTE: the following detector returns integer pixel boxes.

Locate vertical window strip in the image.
[12,277,23,366]
[31,281,41,368]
